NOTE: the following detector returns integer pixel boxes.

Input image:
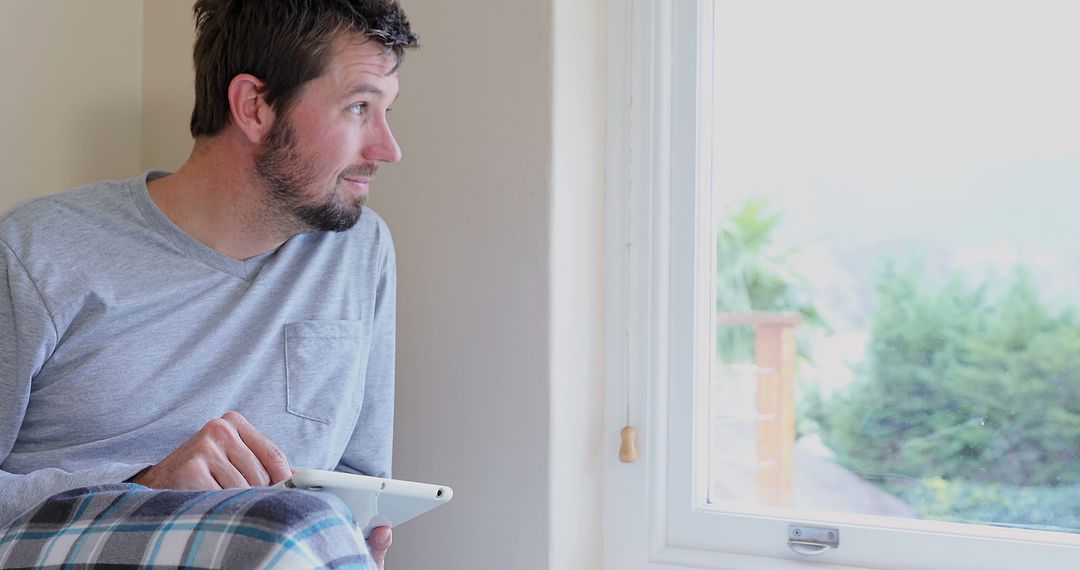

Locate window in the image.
[604,1,1080,568]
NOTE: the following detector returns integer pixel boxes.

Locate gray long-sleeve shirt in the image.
[0,171,396,526]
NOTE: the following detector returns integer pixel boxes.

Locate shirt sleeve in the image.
[0,239,151,527]
[335,224,396,479]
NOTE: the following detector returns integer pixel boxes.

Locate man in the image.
[0,1,417,568]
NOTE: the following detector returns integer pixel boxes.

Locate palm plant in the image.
[715,198,824,362]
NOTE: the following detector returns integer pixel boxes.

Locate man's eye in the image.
[348,103,367,115]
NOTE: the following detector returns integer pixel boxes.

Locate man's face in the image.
[255,36,402,233]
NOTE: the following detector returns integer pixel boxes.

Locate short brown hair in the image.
[189,0,418,138]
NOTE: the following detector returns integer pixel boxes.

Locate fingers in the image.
[223,411,293,484]
[366,526,392,568]
[152,457,225,491]
[201,417,268,487]
[172,449,232,490]
[140,412,291,491]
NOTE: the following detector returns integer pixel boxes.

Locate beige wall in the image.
[141,0,195,171]
[0,0,195,214]
[0,1,143,212]
[368,0,607,565]
[373,0,555,566]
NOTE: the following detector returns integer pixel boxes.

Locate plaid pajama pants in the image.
[0,484,376,569]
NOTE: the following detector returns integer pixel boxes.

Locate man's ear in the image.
[227,74,276,145]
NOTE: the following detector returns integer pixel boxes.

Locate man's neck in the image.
[147,138,296,261]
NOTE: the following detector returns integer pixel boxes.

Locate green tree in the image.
[959,271,1080,486]
[815,263,983,482]
[818,265,1080,490]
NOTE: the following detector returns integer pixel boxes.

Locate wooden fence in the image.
[716,312,803,506]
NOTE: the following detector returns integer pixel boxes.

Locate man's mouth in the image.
[343,177,371,191]
[341,163,377,192]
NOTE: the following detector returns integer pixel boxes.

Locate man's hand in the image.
[367,526,392,570]
[131,411,292,489]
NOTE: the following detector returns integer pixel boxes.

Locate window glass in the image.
[706,0,1080,534]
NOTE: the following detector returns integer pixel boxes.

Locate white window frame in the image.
[602,1,1080,568]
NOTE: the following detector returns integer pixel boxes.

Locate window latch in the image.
[788,524,839,556]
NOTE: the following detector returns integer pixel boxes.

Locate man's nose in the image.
[363,117,402,164]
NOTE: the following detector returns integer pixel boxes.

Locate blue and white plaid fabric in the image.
[0,484,376,569]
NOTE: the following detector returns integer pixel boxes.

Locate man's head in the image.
[190,0,417,139]
[190,0,418,233]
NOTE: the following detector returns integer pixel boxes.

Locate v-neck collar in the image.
[130,171,275,281]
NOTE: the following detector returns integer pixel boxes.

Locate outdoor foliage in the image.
[716,199,825,362]
[814,263,1080,524]
[716,201,1080,528]
[900,478,1080,532]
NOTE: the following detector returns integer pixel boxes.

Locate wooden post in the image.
[717,312,802,506]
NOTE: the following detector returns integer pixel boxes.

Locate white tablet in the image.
[275,469,453,538]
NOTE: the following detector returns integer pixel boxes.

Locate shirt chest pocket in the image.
[284,320,369,425]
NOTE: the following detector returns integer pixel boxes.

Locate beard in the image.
[254,116,376,233]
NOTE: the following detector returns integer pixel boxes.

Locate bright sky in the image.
[712,1,1080,308]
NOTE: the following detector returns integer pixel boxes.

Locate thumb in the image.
[367,525,393,568]
[370,526,393,550]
